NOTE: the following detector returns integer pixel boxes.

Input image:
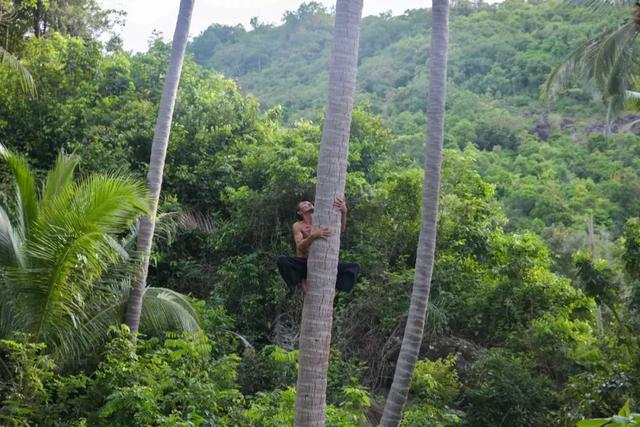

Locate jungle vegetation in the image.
[0,0,639,425]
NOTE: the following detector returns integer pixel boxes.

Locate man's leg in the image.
[277,256,309,291]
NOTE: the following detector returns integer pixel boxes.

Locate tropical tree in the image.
[380,0,450,424]
[294,0,363,425]
[0,146,199,362]
[125,0,195,334]
[543,0,640,131]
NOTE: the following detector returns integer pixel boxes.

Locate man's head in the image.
[296,201,314,220]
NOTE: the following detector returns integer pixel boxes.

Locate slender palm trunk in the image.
[294,0,363,425]
[380,0,450,425]
[125,0,195,334]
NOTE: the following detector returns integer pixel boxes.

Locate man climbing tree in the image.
[293,0,364,424]
[277,197,358,293]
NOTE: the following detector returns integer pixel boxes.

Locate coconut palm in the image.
[543,0,640,131]
[125,0,195,335]
[294,0,363,425]
[0,146,199,362]
[380,0,450,424]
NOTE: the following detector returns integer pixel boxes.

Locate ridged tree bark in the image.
[380,0,450,425]
[125,0,195,334]
[294,0,363,425]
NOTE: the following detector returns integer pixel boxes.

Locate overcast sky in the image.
[98,0,431,52]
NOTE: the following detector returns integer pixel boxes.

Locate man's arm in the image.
[294,224,332,255]
[334,197,348,233]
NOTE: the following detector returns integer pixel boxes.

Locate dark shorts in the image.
[276,256,359,292]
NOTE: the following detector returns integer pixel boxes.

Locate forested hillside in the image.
[0,0,639,425]
[191,0,640,274]
[190,0,614,123]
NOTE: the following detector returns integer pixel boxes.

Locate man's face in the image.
[298,201,314,218]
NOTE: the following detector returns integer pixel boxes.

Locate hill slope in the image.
[189,0,612,130]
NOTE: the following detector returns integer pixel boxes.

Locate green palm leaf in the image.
[0,46,35,96]
[0,205,24,268]
[542,23,637,100]
[41,152,80,206]
[0,144,38,239]
[0,147,200,362]
[139,287,200,336]
[568,0,636,12]
[54,284,200,363]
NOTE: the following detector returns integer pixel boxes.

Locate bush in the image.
[508,314,601,382]
[0,339,57,425]
[410,355,460,406]
[555,366,635,426]
[239,345,298,394]
[400,355,463,427]
[402,403,463,427]
[465,349,556,427]
[242,385,371,427]
[0,327,245,426]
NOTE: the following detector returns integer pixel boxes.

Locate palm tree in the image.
[293,0,363,425]
[125,0,195,334]
[0,147,199,362]
[380,0,450,424]
[543,0,640,132]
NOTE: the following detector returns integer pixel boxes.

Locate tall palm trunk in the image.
[125,0,195,334]
[294,0,363,425]
[380,0,450,425]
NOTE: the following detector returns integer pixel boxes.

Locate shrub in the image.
[465,349,556,427]
[410,355,460,406]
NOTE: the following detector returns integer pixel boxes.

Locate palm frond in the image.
[588,21,637,97]
[566,0,636,12]
[41,174,150,237]
[139,287,200,336]
[53,287,128,363]
[41,152,80,206]
[0,144,38,240]
[0,46,35,97]
[0,298,17,340]
[16,229,128,344]
[123,209,215,251]
[180,210,215,233]
[1,158,150,347]
[0,146,199,363]
[543,22,637,105]
[53,281,200,362]
[0,205,24,268]
[542,30,609,100]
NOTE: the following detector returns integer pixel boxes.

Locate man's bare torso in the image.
[293,221,311,257]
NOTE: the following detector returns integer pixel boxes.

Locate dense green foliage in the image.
[0,0,639,425]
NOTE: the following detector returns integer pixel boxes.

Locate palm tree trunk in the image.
[125,0,195,335]
[380,0,450,425]
[294,0,363,425]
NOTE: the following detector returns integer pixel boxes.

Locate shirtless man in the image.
[277,197,359,293]
[293,197,348,257]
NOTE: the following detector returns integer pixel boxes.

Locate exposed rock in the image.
[421,335,486,380]
[530,112,551,141]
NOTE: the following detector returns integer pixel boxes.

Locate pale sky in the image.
[98,0,432,52]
